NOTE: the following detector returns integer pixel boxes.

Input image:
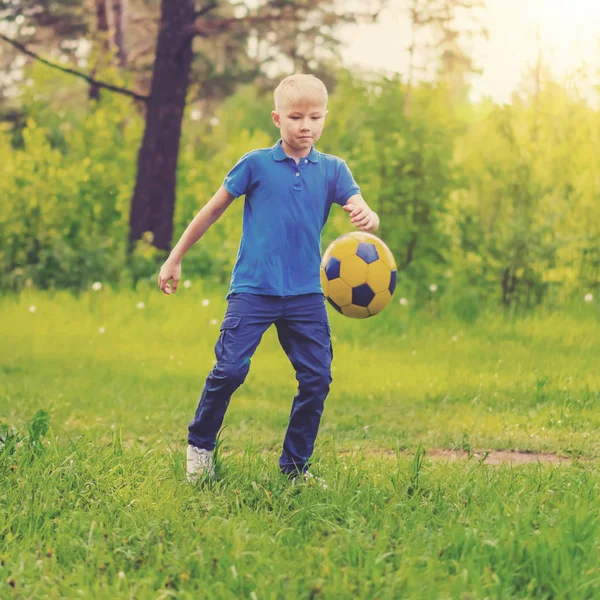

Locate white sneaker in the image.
[186,445,215,482]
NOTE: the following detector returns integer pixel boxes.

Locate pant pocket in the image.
[215,316,242,362]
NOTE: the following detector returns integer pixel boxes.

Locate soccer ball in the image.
[320,232,397,318]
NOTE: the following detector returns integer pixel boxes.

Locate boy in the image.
[158,74,379,482]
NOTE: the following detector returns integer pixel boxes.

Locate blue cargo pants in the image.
[187,292,333,475]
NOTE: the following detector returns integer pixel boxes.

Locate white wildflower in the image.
[99,327,105,334]
[29,305,36,313]
[201,299,210,306]
[399,297,408,306]
[183,280,192,289]
[209,116,220,127]
[137,301,145,309]
[190,109,201,121]
[429,284,438,293]
[210,318,218,325]
[92,281,102,291]
[584,293,593,303]
[451,335,458,342]
[118,571,125,579]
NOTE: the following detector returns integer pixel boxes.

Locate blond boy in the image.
[158,74,379,481]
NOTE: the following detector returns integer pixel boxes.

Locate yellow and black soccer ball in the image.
[320,232,397,318]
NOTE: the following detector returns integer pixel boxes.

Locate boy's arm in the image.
[343,194,380,233]
[158,185,235,295]
[169,185,235,262]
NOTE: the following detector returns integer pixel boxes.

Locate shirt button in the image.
[304,159,308,163]
[295,172,300,176]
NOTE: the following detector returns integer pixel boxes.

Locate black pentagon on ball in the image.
[325,257,341,280]
[352,283,375,307]
[326,296,343,313]
[356,242,379,264]
[389,270,397,295]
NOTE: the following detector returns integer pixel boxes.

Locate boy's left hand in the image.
[344,203,379,232]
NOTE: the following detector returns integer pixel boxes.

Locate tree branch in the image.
[0,33,149,102]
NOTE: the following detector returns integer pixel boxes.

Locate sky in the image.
[340,0,600,104]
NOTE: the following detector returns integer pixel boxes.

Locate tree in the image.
[89,0,111,100]
[401,0,487,115]
[89,0,129,97]
[127,0,196,253]
[112,0,128,66]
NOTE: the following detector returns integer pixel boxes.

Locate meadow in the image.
[1,284,599,599]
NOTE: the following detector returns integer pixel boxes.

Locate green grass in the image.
[1,285,599,598]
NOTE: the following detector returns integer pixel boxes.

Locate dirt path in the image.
[425,449,570,464]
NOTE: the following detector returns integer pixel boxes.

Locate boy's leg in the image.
[275,294,333,475]
[187,294,277,450]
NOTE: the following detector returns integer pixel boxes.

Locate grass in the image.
[1,284,599,598]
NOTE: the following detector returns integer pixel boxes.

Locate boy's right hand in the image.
[158,259,181,295]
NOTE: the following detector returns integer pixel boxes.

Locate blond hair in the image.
[273,74,328,111]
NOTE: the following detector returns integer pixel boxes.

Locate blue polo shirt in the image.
[223,139,360,297]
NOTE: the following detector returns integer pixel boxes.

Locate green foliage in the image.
[453,84,600,306]
[1,66,598,307]
[0,68,142,290]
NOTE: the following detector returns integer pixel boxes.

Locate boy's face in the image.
[271,101,327,152]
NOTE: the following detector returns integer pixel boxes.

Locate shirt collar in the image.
[272,139,320,163]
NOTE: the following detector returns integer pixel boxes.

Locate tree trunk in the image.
[90,0,110,100]
[128,0,196,253]
[112,0,128,65]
